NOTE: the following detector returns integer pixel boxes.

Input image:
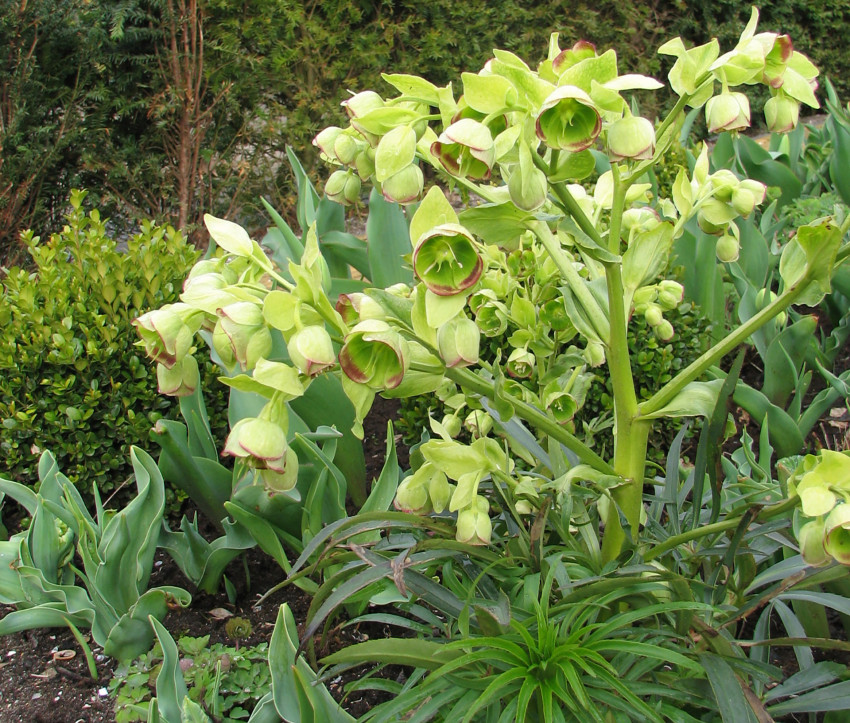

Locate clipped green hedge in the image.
[0,191,227,507]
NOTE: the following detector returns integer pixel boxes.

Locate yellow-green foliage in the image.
[0,191,226,507]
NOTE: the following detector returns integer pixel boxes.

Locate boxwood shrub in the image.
[0,190,226,508]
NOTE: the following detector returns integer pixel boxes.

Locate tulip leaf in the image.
[319,230,370,279]
[366,187,413,288]
[269,603,354,723]
[286,146,320,233]
[150,615,188,723]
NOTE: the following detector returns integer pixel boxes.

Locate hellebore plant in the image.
[143,8,848,566]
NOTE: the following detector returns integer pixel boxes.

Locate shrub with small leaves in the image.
[0,190,228,509]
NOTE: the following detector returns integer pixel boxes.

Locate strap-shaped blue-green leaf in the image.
[366,187,412,288]
[150,615,189,723]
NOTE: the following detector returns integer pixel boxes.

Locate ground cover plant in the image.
[3,6,850,723]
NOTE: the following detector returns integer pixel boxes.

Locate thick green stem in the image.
[599,173,647,563]
[444,365,615,476]
[644,496,800,562]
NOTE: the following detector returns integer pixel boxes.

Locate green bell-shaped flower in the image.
[535,85,601,152]
[607,115,656,162]
[413,223,483,297]
[824,504,850,565]
[324,169,361,206]
[156,355,199,397]
[134,303,202,368]
[437,316,480,368]
[798,517,830,567]
[381,164,424,205]
[706,91,751,133]
[287,325,335,377]
[431,118,495,180]
[214,301,272,371]
[764,91,800,133]
[456,496,492,545]
[339,319,409,390]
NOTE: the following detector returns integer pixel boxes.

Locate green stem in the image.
[593,168,648,562]
[444,366,615,476]
[532,151,605,246]
[644,495,800,562]
[639,283,807,417]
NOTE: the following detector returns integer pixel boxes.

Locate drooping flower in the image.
[413,224,483,297]
[338,319,409,390]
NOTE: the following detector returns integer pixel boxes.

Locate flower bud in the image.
[622,207,661,233]
[440,414,462,439]
[259,447,299,492]
[156,355,199,397]
[428,471,453,514]
[464,409,493,439]
[437,316,480,368]
[413,223,483,297]
[313,126,343,160]
[607,116,656,162]
[632,286,658,307]
[654,319,675,341]
[333,133,360,165]
[324,170,361,206]
[536,86,602,152]
[705,92,751,133]
[644,304,664,327]
[354,148,376,180]
[657,280,684,310]
[381,164,424,205]
[395,474,432,514]
[287,325,335,377]
[824,504,850,565]
[799,517,830,567]
[715,232,740,263]
[339,319,409,390]
[764,93,800,133]
[456,500,492,545]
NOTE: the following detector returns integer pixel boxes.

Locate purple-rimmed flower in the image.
[706,92,751,133]
[381,165,424,205]
[339,319,409,390]
[413,223,483,297]
[824,504,850,565]
[223,416,296,492]
[431,118,495,180]
[287,325,335,377]
[133,303,202,368]
[213,301,272,371]
[436,316,480,368]
[156,355,199,397]
[607,116,656,162]
[535,86,601,152]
